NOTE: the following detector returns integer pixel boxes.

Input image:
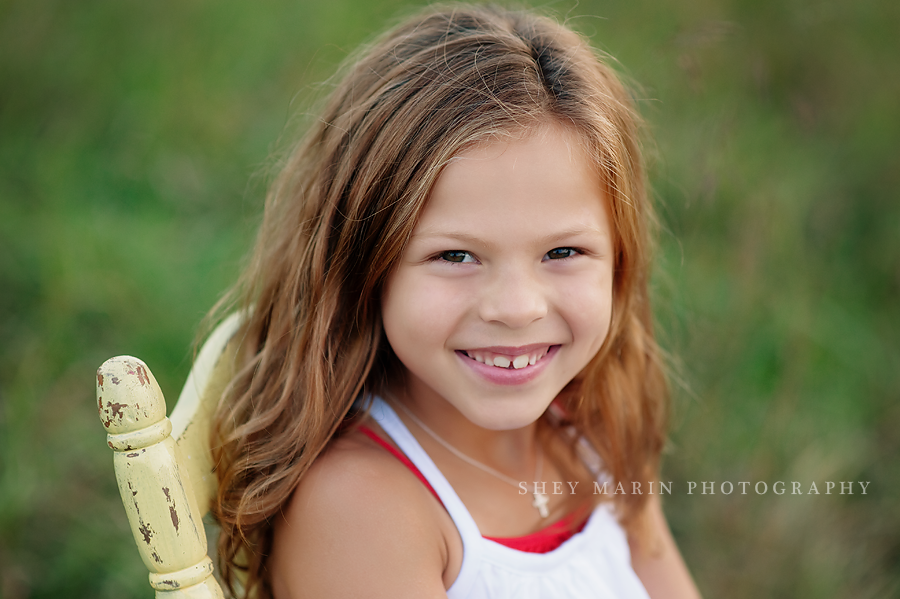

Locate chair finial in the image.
[97,356,166,434]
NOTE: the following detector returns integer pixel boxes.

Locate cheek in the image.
[382,277,415,354]
[382,273,461,355]
[563,269,614,348]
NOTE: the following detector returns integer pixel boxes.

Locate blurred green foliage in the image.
[1,0,897,597]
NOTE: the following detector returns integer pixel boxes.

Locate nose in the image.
[478,264,548,329]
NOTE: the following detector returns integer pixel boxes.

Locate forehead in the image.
[412,124,610,244]
[455,123,594,169]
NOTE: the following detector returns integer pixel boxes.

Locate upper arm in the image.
[629,495,703,599]
[269,440,450,599]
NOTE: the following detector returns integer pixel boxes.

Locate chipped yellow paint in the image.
[98,313,244,598]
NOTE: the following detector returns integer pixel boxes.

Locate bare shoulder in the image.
[270,430,451,599]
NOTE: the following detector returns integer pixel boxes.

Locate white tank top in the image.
[369,397,651,599]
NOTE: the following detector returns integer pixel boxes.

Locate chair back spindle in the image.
[98,356,225,598]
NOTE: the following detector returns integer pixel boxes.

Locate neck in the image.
[386,380,541,477]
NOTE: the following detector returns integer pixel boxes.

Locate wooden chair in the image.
[96,313,244,598]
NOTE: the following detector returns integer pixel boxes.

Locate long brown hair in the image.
[210,4,667,596]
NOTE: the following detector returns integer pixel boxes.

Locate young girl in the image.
[211,4,701,598]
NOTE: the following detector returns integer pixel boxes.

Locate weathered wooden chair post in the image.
[97,313,243,598]
[98,357,224,598]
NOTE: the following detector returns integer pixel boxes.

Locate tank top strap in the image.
[367,396,484,543]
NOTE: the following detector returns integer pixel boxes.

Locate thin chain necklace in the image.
[390,398,551,518]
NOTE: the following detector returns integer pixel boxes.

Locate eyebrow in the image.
[410,227,607,246]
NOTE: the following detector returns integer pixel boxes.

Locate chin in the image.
[462,396,551,431]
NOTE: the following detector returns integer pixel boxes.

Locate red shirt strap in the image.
[358,424,444,506]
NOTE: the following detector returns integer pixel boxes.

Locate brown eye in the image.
[544,248,577,260]
[440,251,475,263]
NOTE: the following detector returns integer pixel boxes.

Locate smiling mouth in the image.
[461,346,556,370]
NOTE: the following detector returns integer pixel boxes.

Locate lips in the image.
[454,344,561,385]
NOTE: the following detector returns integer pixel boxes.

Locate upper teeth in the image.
[493,356,511,368]
[465,348,550,369]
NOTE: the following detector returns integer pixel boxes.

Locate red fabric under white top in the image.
[368,396,651,598]
[358,424,588,553]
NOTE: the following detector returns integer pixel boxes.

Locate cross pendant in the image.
[532,490,550,518]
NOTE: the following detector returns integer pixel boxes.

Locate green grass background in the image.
[1,0,897,597]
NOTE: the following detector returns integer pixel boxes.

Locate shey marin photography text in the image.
[517,480,871,496]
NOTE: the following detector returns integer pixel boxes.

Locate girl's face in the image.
[382,124,614,431]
